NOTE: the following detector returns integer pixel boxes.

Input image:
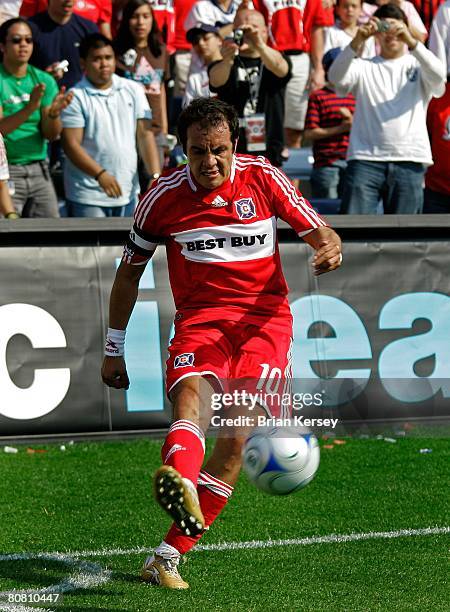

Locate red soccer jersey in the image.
[252,0,329,52]
[425,82,450,196]
[151,0,176,53]
[124,155,327,331]
[305,87,356,167]
[20,0,112,25]
[173,0,197,51]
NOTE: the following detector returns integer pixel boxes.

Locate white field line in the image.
[0,527,448,611]
[0,556,112,612]
[0,526,448,563]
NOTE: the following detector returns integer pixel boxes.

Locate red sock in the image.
[161,419,205,484]
[163,470,234,555]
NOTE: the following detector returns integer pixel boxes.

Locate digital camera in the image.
[233,28,245,46]
[377,21,391,33]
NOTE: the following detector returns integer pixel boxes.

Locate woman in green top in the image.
[0,17,72,217]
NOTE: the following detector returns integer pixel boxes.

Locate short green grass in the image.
[0,437,449,611]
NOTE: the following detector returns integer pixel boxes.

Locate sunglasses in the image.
[8,36,33,44]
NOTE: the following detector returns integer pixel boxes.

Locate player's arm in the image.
[101,259,150,389]
[302,226,342,275]
[266,161,342,275]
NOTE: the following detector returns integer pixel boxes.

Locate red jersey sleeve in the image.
[122,180,167,265]
[260,159,327,235]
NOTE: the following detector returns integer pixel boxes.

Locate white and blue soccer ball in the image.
[242,427,320,495]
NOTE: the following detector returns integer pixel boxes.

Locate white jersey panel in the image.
[172,217,277,263]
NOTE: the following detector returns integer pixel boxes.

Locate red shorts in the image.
[166,319,293,418]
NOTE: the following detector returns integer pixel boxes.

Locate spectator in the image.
[329,4,446,214]
[429,0,450,72]
[304,48,356,198]
[0,17,72,217]
[253,0,328,154]
[29,0,98,89]
[0,133,19,219]
[21,0,112,37]
[172,0,198,98]
[208,9,290,166]
[363,0,428,43]
[424,86,450,213]
[115,0,168,170]
[182,23,222,107]
[150,0,175,52]
[425,2,450,213]
[184,0,241,38]
[410,0,444,32]
[0,2,21,25]
[61,33,159,217]
[325,0,377,57]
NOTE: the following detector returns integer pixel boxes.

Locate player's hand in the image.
[322,0,336,9]
[27,84,46,112]
[313,239,343,275]
[101,356,130,389]
[98,172,123,198]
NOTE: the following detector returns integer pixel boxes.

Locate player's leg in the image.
[143,325,230,588]
[155,375,215,536]
[153,324,293,566]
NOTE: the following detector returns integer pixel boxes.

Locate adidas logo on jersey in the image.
[211,195,227,207]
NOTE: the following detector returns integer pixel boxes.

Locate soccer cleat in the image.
[141,554,189,589]
[153,465,205,536]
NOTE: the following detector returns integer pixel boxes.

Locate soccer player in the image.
[101,97,342,589]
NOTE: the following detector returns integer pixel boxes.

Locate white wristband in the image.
[105,327,126,357]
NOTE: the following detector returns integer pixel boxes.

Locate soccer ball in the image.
[242,427,320,495]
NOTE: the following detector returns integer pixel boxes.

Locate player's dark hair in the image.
[177,98,240,153]
[114,0,163,59]
[373,3,408,25]
[0,17,32,46]
[79,33,113,60]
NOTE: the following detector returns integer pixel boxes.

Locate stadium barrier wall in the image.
[0,216,449,438]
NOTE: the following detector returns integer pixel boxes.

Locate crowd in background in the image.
[0,0,448,219]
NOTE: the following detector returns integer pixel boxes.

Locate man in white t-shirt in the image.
[329,3,445,214]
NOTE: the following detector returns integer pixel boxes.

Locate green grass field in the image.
[0,436,449,611]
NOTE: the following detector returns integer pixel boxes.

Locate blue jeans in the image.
[341,160,424,214]
[310,160,347,199]
[66,199,136,218]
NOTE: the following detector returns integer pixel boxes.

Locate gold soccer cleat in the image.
[153,465,205,536]
[141,555,189,589]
